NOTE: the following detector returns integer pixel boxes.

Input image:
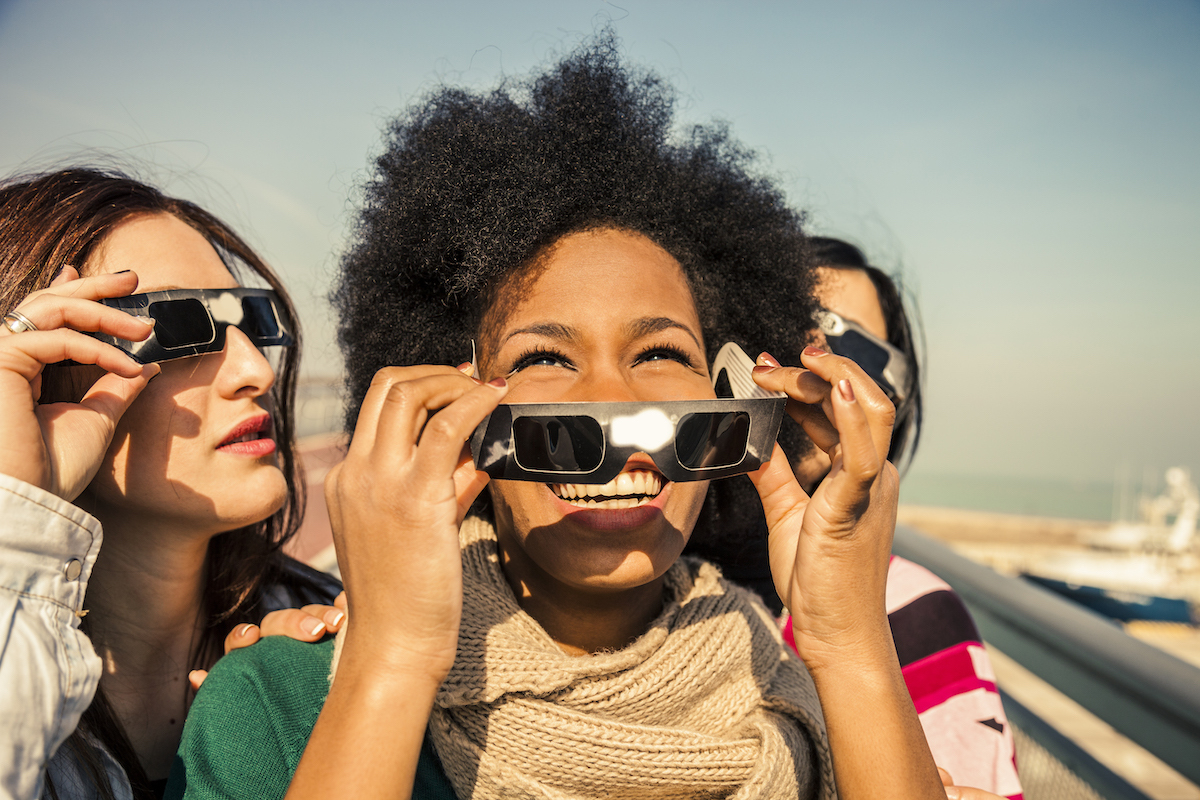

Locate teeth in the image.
[550,470,663,508]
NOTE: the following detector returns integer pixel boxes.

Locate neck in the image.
[496,542,667,655]
[78,500,216,779]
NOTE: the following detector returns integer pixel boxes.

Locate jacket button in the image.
[64,559,82,581]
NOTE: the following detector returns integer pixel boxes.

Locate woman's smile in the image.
[483,226,713,595]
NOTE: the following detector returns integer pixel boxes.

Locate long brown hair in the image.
[0,167,308,799]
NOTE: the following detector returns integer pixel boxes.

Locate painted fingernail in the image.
[236,623,255,638]
[757,352,782,368]
[301,617,327,637]
[456,361,474,375]
[488,376,507,388]
[326,610,345,627]
[803,345,827,358]
[752,365,777,375]
[838,379,855,402]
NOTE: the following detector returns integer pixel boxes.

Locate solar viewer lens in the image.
[675,412,750,469]
[241,296,281,339]
[148,299,216,349]
[512,416,605,472]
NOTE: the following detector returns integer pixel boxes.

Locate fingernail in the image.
[326,610,345,627]
[488,376,507,388]
[944,788,961,800]
[235,623,255,638]
[301,617,327,636]
[757,352,782,368]
[803,345,827,358]
[752,365,776,375]
[457,361,474,376]
[838,379,855,402]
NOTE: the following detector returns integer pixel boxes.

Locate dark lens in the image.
[147,299,215,349]
[240,296,281,339]
[828,330,889,379]
[826,331,897,398]
[512,416,604,472]
[675,412,750,470]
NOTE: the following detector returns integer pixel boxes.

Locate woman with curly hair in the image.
[170,37,995,800]
[0,168,344,800]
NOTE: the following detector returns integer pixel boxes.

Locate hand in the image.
[747,345,898,672]
[939,768,1007,800]
[189,592,348,689]
[0,268,159,500]
[323,365,508,682]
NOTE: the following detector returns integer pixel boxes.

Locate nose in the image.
[216,326,277,399]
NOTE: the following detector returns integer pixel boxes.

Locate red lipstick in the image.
[217,414,276,457]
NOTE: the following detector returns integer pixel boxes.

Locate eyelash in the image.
[507,343,695,375]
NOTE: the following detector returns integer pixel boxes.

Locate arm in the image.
[0,268,156,798]
[750,347,945,799]
[0,475,103,800]
[284,366,507,800]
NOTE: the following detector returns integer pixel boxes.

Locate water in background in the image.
[900,472,1120,521]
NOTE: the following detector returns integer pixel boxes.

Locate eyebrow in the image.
[500,317,702,350]
[626,317,703,349]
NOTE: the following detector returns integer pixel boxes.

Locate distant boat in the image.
[1020,467,1200,624]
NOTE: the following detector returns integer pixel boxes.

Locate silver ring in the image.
[2,309,39,334]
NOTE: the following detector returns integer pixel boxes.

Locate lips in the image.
[217,414,276,457]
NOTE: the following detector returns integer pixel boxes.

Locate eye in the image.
[508,348,574,375]
[635,344,696,368]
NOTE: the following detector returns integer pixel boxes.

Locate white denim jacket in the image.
[0,473,129,800]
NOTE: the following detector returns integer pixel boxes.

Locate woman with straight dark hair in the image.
[0,168,341,800]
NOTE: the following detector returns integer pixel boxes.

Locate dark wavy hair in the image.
[808,236,923,471]
[0,167,311,800]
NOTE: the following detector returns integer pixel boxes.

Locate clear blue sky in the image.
[2,0,1197,485]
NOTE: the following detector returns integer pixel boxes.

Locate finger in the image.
[746,443,810,533]
[299,602,347,631]
[28,269,139,303]
[49,265,80,288]
[371,372,503,474]
[407,378,508,484]
[752,362,832,406]
[77,364,161,425]
[223,622,261,654]
[188,670,208,691]
[255,608,330,641]
[938,768,954,787]
[798,346,894,463]
[0,330,145,379]
[333,591,347,614]
[452,444,490,525]
[346,365,468,460]
[15,294,156,340]
[786,400,839,453]
[826,379,881,489]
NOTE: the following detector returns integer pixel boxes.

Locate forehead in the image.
[493,228,701,337]
[87,213,238,292]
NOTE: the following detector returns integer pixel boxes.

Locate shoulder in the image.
[257,556,343,612]
[166,638,335,800]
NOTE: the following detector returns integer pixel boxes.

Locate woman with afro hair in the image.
[169,34,997,800]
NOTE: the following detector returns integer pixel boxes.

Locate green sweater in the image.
[164,636,456,799]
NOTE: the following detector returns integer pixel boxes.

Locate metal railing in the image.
[892,524,1200,789]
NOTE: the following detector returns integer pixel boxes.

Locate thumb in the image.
[78,363,160,425]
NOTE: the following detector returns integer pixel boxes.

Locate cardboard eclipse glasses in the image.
[470,342,786,484]
[90,288,293,364]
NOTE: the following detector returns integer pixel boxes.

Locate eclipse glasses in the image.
[469,342,786,484]
[815,309,909,403]
[91,288,293,364]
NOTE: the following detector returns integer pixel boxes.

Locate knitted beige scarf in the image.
[332,515,837,799]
